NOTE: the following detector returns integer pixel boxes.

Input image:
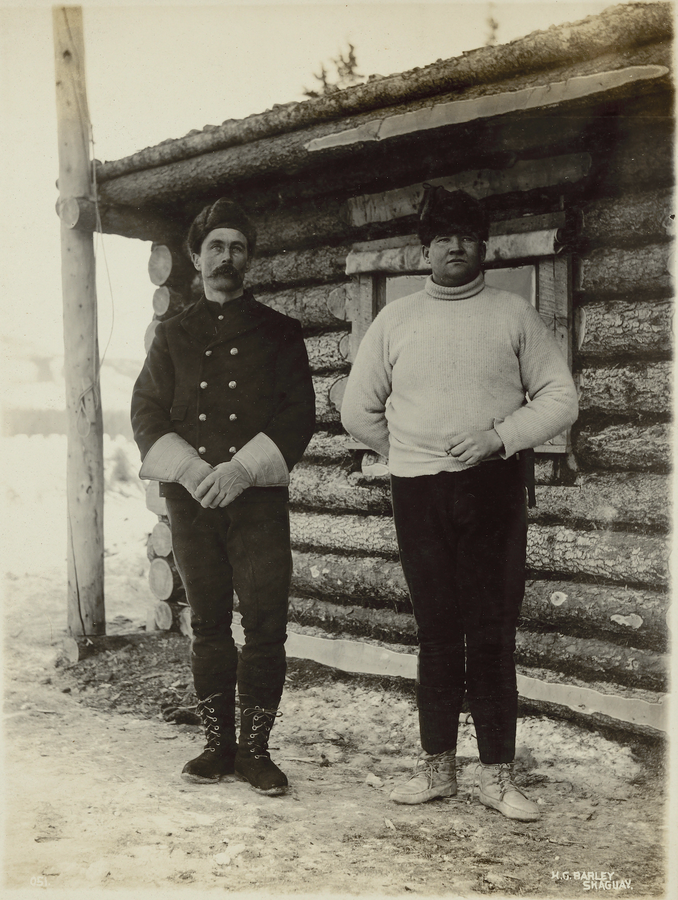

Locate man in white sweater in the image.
[341,186,578,822]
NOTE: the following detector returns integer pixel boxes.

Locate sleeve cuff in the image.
[139,432,199,481]
[233,432,290,486]
[492,418,514,460]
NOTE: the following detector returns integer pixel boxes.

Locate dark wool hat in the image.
[417,184,489,245]
[187,199,257,257]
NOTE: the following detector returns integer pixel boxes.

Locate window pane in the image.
[485,265,536,306]
[385,275,427,304]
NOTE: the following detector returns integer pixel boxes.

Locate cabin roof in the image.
[96,1,672,184]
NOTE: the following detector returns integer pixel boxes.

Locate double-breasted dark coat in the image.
[131,290,316,502]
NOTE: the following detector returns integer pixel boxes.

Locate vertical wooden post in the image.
[53,6,105,636]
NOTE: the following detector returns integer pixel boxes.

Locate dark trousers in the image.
[391,458,527,764]
[165,494,292,708]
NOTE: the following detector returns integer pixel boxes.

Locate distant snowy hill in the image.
[2,334,144,438]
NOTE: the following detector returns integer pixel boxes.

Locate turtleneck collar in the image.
[424,272,485,301]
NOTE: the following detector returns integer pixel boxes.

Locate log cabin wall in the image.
[96,2,672,736]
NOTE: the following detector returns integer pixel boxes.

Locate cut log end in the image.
[148,556,182,601]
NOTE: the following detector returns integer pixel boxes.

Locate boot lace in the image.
[195,692,224,753]
[479,762,529,800]
[409,750,454,788]
[242,706,282,760]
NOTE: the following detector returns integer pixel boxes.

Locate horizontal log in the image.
[346,224,570,275]
[578,361,670,414]
[253,198,349,256]
[55,197,183,245]
[290,464,669,531]
[580,187,674,245]
[290,512,668,587]
[328,377,347,415]
[532,472,669,531]
[528,526,667,588]
[515,630,667,692]
[248,246,350,291]
[305,332,350,373]
[575,422,670,472]
[292,549,407,609]
[348,154,592,226]
[257,283,349,330]
[291,549,669,649]
[290,463,391,516]
[575,298,671,357]
[289,595,415,641]
[56,196,98,230]
[521,581,669,651]
[302,431,354,464]
[577,244,672,298]
[594,118,674,195]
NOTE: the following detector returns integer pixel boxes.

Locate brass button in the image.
[205,350,212,357]
[229,446,237,454]
[198,446,206,454]
[229,381,237,389]
[230,347,238,356]
[229,414,237,421]
[200,381,208,389]
[199,414,207,422]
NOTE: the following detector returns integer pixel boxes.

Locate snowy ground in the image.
[1,434,673,899]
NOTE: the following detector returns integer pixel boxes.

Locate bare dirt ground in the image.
[1,435,671,898]
[3,627,669,899]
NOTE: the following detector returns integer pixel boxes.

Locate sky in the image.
[1,1,622,362]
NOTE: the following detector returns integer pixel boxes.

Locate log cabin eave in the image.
[93,1,672,187]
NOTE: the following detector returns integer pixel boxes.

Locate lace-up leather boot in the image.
[390,749,457,804]
[234,702,288,796]
[477,762,540,821]
[181,691,237,783]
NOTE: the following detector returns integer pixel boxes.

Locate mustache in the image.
[211,262,240,277]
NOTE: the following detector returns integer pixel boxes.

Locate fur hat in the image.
[187,199,257,257]
[417,185,488,245]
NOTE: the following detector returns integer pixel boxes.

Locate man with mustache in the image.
[132,199,316,796]
[341,186,578,821]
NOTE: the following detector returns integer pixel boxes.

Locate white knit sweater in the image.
[340,273,579,477]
